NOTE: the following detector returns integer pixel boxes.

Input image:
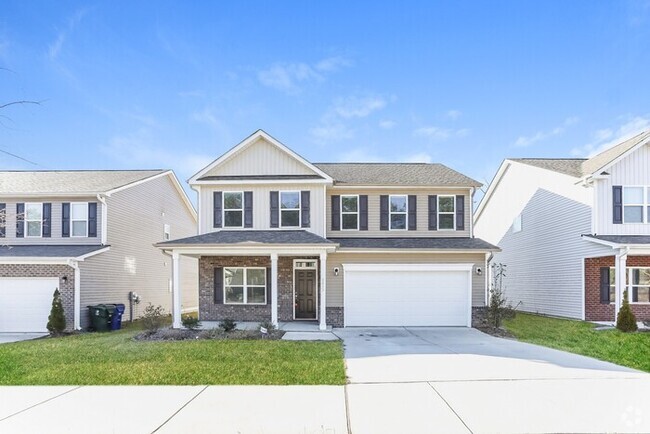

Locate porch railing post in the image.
[319,252,327,330]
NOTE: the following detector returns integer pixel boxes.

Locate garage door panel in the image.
[0,278,59,333]
[344,266,470,327]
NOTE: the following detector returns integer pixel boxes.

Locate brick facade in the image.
[326,307,344,328]
[585,255,650,321]
[0,263,75,331]
[198,255,322,324]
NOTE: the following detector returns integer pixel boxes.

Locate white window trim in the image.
[280,190,301,228]
[622,186,648,224]
[512,213,522,233]
[163,224,171,241]
[389,194,408,231]
[609,266,650,305]
[437,195,456,231]
[222,191,244,229]
[223,267,267,305]
[70,202,89,238]
[340,195,359,231]
[24,202,43,238]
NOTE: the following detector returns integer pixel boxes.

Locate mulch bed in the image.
[134,328,285,341]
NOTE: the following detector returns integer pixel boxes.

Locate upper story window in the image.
[341,195,359,230]
[438,195,456,230]
[622,186,650,224]
[280,191,300,227]
[70,202,88,237]
[389,195,407,230]
[512,213,522,233]
[25,203,43,237]
[223,192,244,228]
[224,267,266,304]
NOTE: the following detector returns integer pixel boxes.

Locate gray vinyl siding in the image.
[325,188,472,238]
[0,196,102,244]
[492,189,611,319]
[78,175,198,327]
[326,252,486,308]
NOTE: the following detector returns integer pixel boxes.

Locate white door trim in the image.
[292,258,319,321]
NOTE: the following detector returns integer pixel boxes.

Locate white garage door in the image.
[0,278,59,333]
[344,264,472,327]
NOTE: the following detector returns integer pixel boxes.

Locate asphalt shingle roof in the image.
[329,237,500,250]
[583,235,650,245]
[314,163,482,187]
[0,245,108,258]
[158,230,334,246]
[0,170,166,195]
[581,130,650,176]
[510,159,586,178]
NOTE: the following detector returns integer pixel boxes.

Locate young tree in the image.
[616,290,638,332]
[46,288,66,335]
[488,263,508,328]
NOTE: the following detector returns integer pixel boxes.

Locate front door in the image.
[295,270,317,319]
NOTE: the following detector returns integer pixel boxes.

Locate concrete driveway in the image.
[336,327,650,433]
[0,333,47,344]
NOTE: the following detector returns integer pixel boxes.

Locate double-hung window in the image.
[25,203,43,237]
[280,191,300,227]
[438,195,456,230]
[622,187,647,223]
[341,195,359,230]
[70,203,88,237]
[223,192,244,228]
[607,267,650,303]
[389,195,407,230]
[224,267,266,304]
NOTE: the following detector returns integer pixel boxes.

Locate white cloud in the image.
[571,115,650,157]
[190,107,224,131]
[446,109,462,121]
[314,56,351,72]
[310,94,388,143]
[258,56,351,93]
[513,116,579,147]
[310,122,354,142]
[333,96,387,119]
[413,126,469,141]
[379,120,396,129]
[48,8,87,60]
[402,152,432,163]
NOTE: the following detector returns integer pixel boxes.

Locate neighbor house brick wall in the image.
[0,264,75,331]
[585,255,650,321]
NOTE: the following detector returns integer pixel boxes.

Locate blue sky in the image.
[2,1,650,204]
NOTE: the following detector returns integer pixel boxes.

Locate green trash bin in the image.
[88,304,116,332]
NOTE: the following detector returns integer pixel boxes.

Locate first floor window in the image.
[25,203,42,237]
[341,195,359,230]
[224,267,266,304]
[280,191,300,227]
[389,195,407,230]
[223,192,243,227]
[608,267,650,303]
[71,202,88,237]
[438,195,456,230]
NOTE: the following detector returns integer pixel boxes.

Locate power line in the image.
[0,146,42,167]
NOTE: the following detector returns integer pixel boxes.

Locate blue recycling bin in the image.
[110,303,126,330]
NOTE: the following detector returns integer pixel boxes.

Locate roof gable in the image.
[190,130,332,183]
[582,130,650,177]
[509,159,585,178]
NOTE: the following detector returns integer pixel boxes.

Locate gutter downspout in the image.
[97,194,108,245]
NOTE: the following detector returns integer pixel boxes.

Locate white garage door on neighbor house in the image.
[0,278,59,333]
[343,264,473,327]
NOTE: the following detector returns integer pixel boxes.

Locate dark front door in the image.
[295,270,317,319]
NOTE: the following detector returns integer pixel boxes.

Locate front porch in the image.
[200,321,333,332]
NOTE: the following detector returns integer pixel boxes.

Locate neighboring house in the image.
[475,131,650,323]
[0,170,198,333]
[157,130,498,330]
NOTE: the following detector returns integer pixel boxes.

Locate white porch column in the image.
[271,253,279,327]
[70,260,81,331]
[614,249,628,322]
[319,252,327,330]
[172,251,182,329]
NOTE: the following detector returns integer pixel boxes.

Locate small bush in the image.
[219,318,237,332]
[182,314,202,330]
[616,290,638,333]
[141,304,166,333]
[46,288,66,335]
[258,320,276,331]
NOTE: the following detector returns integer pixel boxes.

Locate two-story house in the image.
[0,170,198,333]
[158,130,498,330]
[475,131,650,323]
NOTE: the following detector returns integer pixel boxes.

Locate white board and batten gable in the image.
[189,130,332,236]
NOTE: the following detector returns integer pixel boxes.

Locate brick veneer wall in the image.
[585,255,650,321]
[326,307,344,328]
[0,264,75,331]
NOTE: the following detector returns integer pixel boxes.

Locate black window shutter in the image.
[600,267,610,304]
[359,195,368,230]
[331,195,340,230]
[213,191,222,228]
[88,202,98,237]
[301,191,311,228]
[244,191,253,228]
[270,191,279,228]
[428,195,437,230]
[214,267,224,304]
[61,203,70,237]
[408,195,417,230]
[42,203,52,237]
[456,195,465,231]
[266,267,272,305]
[632,269,640,302]
[612,186,622,224]
[380,195,389,230]
[0,203,5,237]
[16,203,25,238]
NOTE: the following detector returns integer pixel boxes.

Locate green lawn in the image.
[0,329,346,385]
[503,313,650,372]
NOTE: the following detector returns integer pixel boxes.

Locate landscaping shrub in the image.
[616,290,638,332]
[258,320,276,331]
[219,318,237,332]
[182,314,202,330]
[46,288,66,335]
[488,263,514,328]
[141,304,166,333]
